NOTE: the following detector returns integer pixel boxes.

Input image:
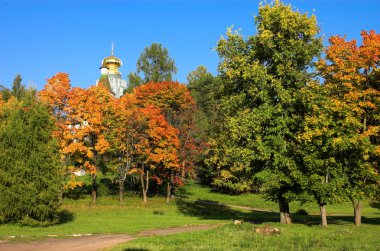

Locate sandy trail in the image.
[0,224,220,251]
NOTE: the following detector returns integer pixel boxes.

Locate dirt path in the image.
[0,224,221,251]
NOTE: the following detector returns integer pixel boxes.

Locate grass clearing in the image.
[0,180,379,250]
[109,223,380,251]
[180,181,380,215]
[0,194,222,241]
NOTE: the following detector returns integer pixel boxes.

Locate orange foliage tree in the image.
[39,73,82,195]
[316,30,380,225]
[125,104,180,203]
[133,82,199,199]
[61,84,113,203]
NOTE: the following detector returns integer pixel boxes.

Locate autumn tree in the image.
[0,91,62,226]
[39,73,83,193]
[212,0,323,223]
[126,105,180,203]
[107,94,143,203]
[314,30,380,226]
[133,82,198,199]
[62,85,113,203]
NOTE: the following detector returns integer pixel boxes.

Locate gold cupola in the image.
[101,43,122,75]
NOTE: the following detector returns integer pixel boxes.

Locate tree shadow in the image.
[176,199,278,224]
[58,209,75,224]
[370,201,380,209]
[176,199,380,226]
[175,186,195,199]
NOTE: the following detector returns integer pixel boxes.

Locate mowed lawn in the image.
[0,181,379,250]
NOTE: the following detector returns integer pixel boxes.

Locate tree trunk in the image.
[119,179,125,204]
[319,203,327,227]
[91,174,97,204]
[279,197,292,224]
[181,160,186,180]
[141,170,149,204]
[166,182,171,203]
[352,199,362,226]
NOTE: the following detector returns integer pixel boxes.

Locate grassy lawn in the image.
[0,180,379,250]
[180,181,380,215]
[0,193,222,241]
[109,223,380,251]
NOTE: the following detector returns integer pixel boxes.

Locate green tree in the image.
[11,74,25,100]
[187,66,222,138]
[0,91,62,226]
[136,43,177,83]
[211,0,323,223]
[187,66,223,184]
[125,71,143,93]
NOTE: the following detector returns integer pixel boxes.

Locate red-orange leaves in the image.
[133,82,199,179]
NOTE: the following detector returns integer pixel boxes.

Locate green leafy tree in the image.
[125,71,143,93]
[187,66,222,184]
[136,43,177,83]
[299,83,355,227]
[0,91,62,226]
[187,66,222,138]
[11,74,25,100]
[211,0,323,223]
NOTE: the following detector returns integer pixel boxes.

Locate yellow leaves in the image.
[95,137,110,154]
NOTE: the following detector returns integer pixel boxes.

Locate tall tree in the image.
[212,0,323,223]
[187,66,223,184]
[315,30,380,226]
[133,82,198,198]
[136,43,177,83]
[0,91,62,226]
[127,105,180,203]
[62,85,113,203]
[39,73,83,193]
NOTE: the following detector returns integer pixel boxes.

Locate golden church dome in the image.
[101,43,122,75]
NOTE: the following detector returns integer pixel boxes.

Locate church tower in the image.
[97,43,127,98]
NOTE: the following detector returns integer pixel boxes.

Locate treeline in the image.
[189,1,380,226]
[0,73,199,226]
[38,75,199,205]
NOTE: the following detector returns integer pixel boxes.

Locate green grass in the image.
[109,223,380,251]
[180,181,380,215]
[0,180,379,250]
[0,194,222,241]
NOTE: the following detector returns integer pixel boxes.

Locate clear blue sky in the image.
[0,0,379,90]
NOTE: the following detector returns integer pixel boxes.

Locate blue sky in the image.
[0,0,379,90]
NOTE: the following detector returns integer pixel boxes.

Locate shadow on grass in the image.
[176,199,278,224]
[175,186,195,199]
[370,201,380,209]
[176,199,380,226]
[58,209,75,224]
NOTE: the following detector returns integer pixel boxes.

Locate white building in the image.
[96,44,127,98]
